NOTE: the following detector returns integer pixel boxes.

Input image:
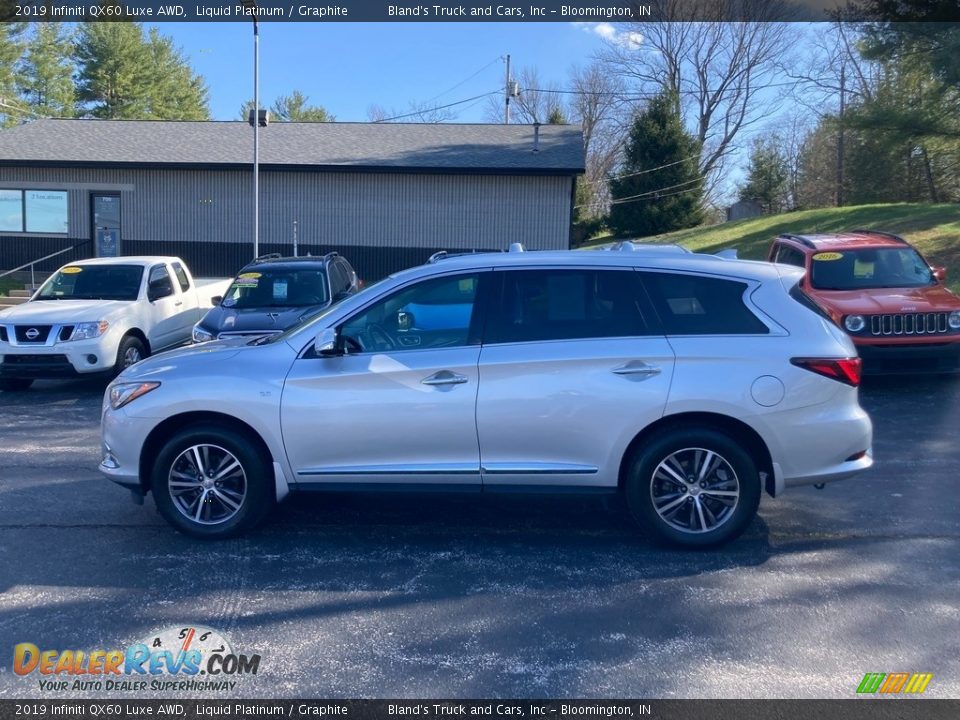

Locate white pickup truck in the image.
[0,257,229,391]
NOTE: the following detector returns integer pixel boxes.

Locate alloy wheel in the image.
[168,444,247,525]
[649,447,741,534]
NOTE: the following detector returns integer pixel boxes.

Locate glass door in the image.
[92,193,121,257]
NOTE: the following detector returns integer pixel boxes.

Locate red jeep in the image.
[767,231,960,374]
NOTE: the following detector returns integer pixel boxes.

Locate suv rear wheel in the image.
[625,428,760,548]
[152,424,274,539]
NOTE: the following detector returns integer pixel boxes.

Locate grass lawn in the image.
[583,203,960,291]
[0,277,22,298]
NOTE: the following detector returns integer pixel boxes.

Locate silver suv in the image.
[100,248,873,548]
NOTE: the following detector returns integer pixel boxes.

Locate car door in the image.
[144,264,183,350]
[169,262,201,330]
[476,267,675,489]
[281,271,491,488]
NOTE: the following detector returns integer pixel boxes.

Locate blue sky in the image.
[158,22,612,121]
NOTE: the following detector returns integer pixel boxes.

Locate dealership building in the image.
[0,119,585,280]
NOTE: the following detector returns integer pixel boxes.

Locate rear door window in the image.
[640,272,769,335]
[774,244,806,268]
[171,262,191,292]
[486,269,654,344]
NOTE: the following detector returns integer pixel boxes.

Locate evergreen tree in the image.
[144,28,209,120]
[18,23,76,118]
[0,22,26,127]
[240,91,334,122]
[76,23,208,120]
[608,93,703,238]
[739,136,790,213]
[75,23,151,118]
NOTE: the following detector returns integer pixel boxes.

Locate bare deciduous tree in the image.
[598,0,796,194]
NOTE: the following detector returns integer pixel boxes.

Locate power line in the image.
[424,57,503,104]
[524,79,800,99]
[607,177,704,206]
[584,153,702,186]
[372,91,499,123]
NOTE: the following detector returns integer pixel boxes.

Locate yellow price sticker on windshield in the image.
[61,266,83,274]
[813,252,843,261]
[237,272,261,279]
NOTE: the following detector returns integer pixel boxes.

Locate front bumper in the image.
[99,406,157,492]
[0,334,118,377]
[855,340,960,374]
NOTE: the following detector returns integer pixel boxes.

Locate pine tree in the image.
[240,91,334,122]
[608,92,704,238]
[76,23,208,120]
[75,22,151,118]
[18,23,76,118]
[0,22,27,127]
[144,28,209,120]
[739,136,790,214]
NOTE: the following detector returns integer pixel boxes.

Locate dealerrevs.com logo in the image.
[14,626,261,693]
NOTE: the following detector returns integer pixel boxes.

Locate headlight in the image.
[68,320,109,341]
[109,381,160,410]
[949,311,960,330]
[844,315,866,333]
[192,324,215,343]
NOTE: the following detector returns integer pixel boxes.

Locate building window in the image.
[0,189,69,234]
[0,190,23,232]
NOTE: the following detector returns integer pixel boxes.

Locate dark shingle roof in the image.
[0,119,584,174]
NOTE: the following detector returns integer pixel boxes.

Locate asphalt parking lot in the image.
[0,375,958,699]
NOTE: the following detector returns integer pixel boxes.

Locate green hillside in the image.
[587,203,960,291]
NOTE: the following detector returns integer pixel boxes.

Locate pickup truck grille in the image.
[0,327,7,343]
[14,325,52,343]
[869,313,949,336]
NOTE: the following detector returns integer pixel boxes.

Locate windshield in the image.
[36,264,144,301]
[810,248,934,291]
[254,278,388,345]
[222,268,330,309]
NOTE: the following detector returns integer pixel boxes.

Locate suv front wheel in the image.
[151,424,274,539]
[625,428,761,548]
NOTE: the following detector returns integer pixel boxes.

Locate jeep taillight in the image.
[791,357,862,387]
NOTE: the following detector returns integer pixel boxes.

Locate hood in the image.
[0,299,133,323]
[116,337,251,382]
[813,285,960,316]
[198,303,327,333]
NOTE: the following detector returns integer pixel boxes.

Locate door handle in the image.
[174,300,183,306]
[421,371,468,386]
[612,362,661,377]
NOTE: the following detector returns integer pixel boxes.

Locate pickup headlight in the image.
[844,315,866,333]
[109,381,160,410]
[950,311,960,330]
[68,320,109,341]
[192,324,215,343]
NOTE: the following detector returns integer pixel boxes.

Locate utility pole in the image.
[836,64,845,208]
[504,54,511,124]
[253,15,260,258]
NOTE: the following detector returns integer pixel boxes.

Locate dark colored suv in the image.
[192,253,358,343]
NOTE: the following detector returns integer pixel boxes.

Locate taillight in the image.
[791,357,862,387]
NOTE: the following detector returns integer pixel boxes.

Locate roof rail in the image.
[321,251,340,262]
[778,233,816,249]
[427,250,449,264]
[850,229,909,244]
[253,252,282,263]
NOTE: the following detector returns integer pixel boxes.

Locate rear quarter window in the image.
[641,272,769,335]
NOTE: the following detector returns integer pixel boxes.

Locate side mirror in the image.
[148,281,173,302]
[397,310,414,331]
[932,266,947,283]
[313,327,340,357]
[211,295,222,306]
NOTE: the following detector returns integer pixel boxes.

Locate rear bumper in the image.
[855,341,960,374]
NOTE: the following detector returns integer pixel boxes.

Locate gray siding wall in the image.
[0,167,573,251]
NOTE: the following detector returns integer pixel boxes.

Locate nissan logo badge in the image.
[25,328,40,340]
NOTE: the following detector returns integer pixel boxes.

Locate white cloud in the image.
[572,22,643,49]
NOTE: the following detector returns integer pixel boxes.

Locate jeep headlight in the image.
[949,311,960,330]
[68,320,109,341]
[844,315,866,333]
[109,381,160,410]
[192,324,215,343]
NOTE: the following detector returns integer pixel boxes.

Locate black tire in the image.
[114,335,147,377]
[624,427,761,549]
[151,424,275,539]
[0,377,33,392]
